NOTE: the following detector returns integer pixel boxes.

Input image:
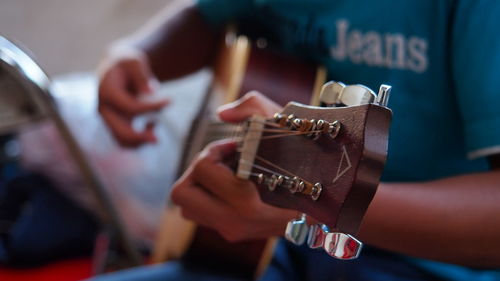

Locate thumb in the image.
[217,91,282,123]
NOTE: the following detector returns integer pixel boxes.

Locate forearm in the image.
[360,170,500,267]
[116,2,223,80]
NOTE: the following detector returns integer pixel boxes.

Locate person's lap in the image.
[0,172,98,265]
[90,240,443,281]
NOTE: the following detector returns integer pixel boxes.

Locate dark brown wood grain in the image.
[253,102,392,235]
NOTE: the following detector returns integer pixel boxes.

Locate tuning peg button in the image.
[323,232,363,260]
[340,85,376,106]
[307,224,329,249]
[284,214,309,245]
[319,81,377,107]
[319,81,345,107]
[376,84,391,107]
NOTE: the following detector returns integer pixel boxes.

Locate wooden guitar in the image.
[153,33,326,280]
[236,84,392,259]
[153,33,392,279]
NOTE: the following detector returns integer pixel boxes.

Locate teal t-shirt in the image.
[197,0,500,280]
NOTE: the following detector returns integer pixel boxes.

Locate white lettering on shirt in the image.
[330,19,428,73]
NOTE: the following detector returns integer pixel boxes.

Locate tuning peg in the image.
[307,224,329,249]
[323,232,363,260]
[376,84,391,107]
[284,214,309,245]
[319,81,345,107]
[319,81,378,107]
[340,85,376,106]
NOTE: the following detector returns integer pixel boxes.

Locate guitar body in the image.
[153,34,325,279]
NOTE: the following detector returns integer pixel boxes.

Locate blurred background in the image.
[0,0,170,75]
[0,0,210,279]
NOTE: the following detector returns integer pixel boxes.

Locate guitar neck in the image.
[159,33,324,279]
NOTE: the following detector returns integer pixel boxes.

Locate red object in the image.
[0,258,93,281]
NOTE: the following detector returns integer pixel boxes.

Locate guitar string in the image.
[228,122,237,141]
[204,126,279,141]
[254,155,313,186]
[213,128,317,137]
[180,121,319,198]
[206,119,281,129]
[205,120,318,187]
[238,159,286,177]
[209,119,282,127]
[183,117,298,152]
[207,115,332,140]
[232,129,325,142]
[238,158,312,189]
[208,121,323,142]
[237,145,313,186]
[248,120,283,128]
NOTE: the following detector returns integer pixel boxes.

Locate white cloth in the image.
[18,70,211,245]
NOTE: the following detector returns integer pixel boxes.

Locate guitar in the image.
[154,33,391,278]
[153,33,326,280]
[236,82,392,259]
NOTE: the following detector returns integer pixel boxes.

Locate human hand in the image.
[97,46,169,147]
[171,92,299,242]
[171,140,299,242]
[216,91,282,123]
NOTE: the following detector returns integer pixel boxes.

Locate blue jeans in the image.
[91,240,444,281]
[0,171,98,266]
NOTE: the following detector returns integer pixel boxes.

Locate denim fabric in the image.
[91,240,444,281]
[0,173,98,266]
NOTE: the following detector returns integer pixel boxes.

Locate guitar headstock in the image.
[236,82,392,258]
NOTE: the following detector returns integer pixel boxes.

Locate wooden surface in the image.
[254,103,391,235]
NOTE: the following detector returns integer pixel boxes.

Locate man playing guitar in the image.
[95,1,500,280]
